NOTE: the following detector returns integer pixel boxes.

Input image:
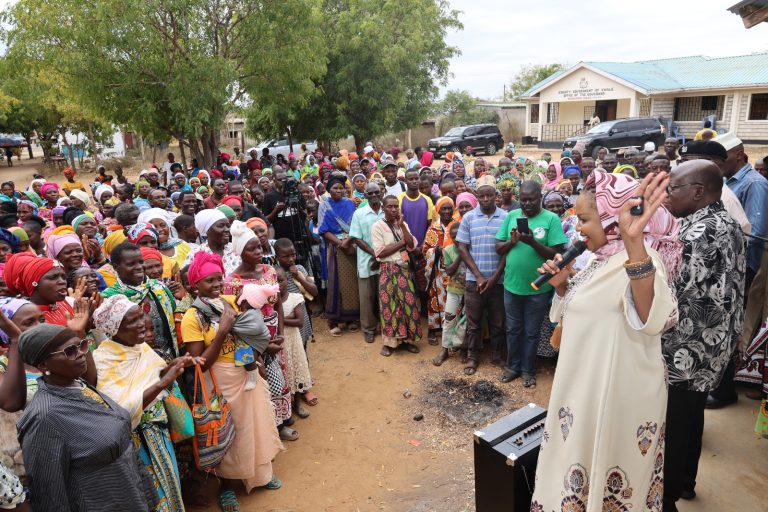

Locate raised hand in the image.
[618,171,670,246]
[0,310,21,343]
[66,298,90,334]
[68,276,87,300]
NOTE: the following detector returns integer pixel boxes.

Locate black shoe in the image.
[681,489,696,500]
[705,394,738,409]
[499,369,521,383]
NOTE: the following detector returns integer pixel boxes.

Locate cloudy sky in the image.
[443,0,768,99]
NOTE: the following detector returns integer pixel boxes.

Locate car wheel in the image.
[450,145,462,154]
[485,142,497,155]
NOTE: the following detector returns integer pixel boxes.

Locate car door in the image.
[461,126,480,150]
[607,121,631,150]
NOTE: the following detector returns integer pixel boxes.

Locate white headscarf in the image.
[230,220,257,256]
[194,209,227,238]
[137,208,170,226]
[94,184,114,203]
[69,189,90,205]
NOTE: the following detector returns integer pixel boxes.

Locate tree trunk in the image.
[62,138,76,170]
[24,134,33,159]
[353,134,365,155]
[138,135,146,164]
[189,138,203,167]
[177,136,187,170]
[201,135,213,170]
[151,143,157,165]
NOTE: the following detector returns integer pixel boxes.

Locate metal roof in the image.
[522,52,768,97]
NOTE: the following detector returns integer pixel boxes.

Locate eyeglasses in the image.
[48,338,89,360]
[666,183,703,194]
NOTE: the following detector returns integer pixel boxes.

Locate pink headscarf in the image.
[40,182,59,197]
[587,171,681,277]
[420,150,434,167]
[455,192,478,210]
[543,163,562,191]
[47,232,82,259]
[238,283,280,309]
[188,252,224,287]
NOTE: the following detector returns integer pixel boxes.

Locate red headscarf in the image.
[221,195,243,207]
[139,247,163,264]
[187,252,224,287]
[4,253,58,297]
[209,169,224,180]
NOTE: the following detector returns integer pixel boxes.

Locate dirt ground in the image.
[4,149,768,512]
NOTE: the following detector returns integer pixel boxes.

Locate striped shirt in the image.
[455,206,506,282]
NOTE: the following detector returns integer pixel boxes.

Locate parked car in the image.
[562,116,665,158]
[247,139,318,160]
[428,124,504,158]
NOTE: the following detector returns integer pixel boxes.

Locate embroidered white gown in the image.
[530,249,677,512]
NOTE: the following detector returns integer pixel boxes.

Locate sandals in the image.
[500,369,521,383]
[402,343,420,354]
[348,324,360,333]
[294,403,310,419]
[329,326,343,337]
[523,376,537,388]
[264,475,282,490]
[279,426,300,441]
[432,349,449,366]
[463,359,478,376]
[428,334,439,346]
[380,346,393,357]
[218,489,240,512]
[364,332,375,343]
[302,391,318,406]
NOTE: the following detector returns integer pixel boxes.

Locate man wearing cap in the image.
[715,132,768,291]
[679,140,751,239]
[382,162,406,196]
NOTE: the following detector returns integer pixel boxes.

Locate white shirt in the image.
[162,161,174,183]
[721,184,751,235]
[385,181,406,197]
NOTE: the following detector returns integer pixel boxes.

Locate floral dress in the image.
[422,220,449,331]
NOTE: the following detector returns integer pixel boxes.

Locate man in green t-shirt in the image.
[495,181,567,387]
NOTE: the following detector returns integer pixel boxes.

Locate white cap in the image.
[643,141,656,152]
[715,132,742,151]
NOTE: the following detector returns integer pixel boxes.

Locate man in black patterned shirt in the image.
[662,160,746,512]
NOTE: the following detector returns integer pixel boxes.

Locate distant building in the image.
[521,52,768,145]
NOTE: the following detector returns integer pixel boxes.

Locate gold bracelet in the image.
[623,255,652,269]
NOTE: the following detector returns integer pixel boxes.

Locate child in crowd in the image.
[236,282,280,385]
[274,238,318,348]
[352,174,367,205]
[173,214,199,246]
[433,222,467,366]
[275,267,314,418]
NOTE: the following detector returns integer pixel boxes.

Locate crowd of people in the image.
[0,133,765,511]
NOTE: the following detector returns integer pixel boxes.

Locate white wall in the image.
[539,67,639,104]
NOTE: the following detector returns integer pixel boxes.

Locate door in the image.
[595,100,617,122]
[462,126,481,149]
[607,120,632,149]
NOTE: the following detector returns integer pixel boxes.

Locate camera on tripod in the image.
[284,177,301,202]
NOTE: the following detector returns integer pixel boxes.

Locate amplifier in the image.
[473,403,547,512]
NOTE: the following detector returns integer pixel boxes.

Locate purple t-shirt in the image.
[398,192,433,247]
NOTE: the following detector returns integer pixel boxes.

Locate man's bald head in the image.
[666,160,722,218]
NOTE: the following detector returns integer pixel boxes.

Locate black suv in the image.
[428,124,504,158]
[563,116,665,158]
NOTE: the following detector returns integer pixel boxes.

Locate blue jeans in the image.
[504,290,552,377]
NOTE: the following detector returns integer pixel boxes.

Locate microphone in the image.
[531,241,587,290]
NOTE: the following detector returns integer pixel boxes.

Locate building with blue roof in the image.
[520,52,768,149]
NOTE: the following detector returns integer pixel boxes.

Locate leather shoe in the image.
[705,394,738,409]
[681,489,696,500]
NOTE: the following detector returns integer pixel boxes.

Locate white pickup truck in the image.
[247,139,318,160]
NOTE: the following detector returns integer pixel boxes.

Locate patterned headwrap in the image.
[93,295,139,338]
[125,223,158,245]
[188,251,224,287]
[434,196,454,217]
[586,171,681,277]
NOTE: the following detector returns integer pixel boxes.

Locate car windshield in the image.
[443,127,464,137]
[586,122,615,135]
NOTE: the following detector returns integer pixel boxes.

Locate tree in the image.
[433,89,499,134]
[2,0,327,169]
[248,0,462,152]
[505,63,565,100]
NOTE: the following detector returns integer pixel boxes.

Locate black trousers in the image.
[663,385,708,510]
[464,282,505,362]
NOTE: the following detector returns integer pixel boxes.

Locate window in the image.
[748,93,768,121]
[673,96,724,121]
[481,126,499,135]
[530,104,540,124]
[228,130,239,139]
[612,121,630,133]
[547,103,559,124]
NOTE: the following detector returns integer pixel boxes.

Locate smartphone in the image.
[516,217,530,235]
[630,197,644,216]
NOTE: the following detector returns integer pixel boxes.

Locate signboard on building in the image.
[555,78,614,101]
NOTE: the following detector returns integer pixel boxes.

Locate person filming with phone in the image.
[495,181,567,387]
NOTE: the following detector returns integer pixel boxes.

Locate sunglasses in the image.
[48,338,89,360]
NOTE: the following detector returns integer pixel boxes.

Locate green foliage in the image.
[248,0,463,150]
[2,0,327,167]
[506,63,565,100]
[434,89,499,135]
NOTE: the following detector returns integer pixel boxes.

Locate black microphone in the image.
[531,241,587,290]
